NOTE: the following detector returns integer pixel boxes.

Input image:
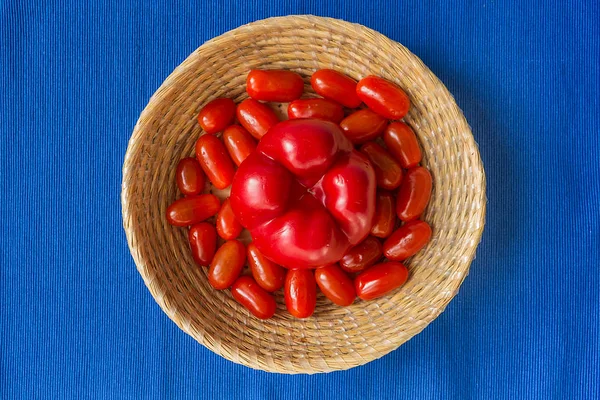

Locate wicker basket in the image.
[121,15,486,374]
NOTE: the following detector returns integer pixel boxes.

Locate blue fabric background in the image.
[1,0,599,398]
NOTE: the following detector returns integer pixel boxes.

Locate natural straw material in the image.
[122,15,486,374]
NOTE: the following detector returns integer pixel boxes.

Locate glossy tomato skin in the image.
[287,98,344,123]
[197,98,236,134]
[231,276,277,319]
[176,157,205,196]
[383,122,422,168]
[396,166,432,221]
[315,264,356,306]
[188,222,217,266]
[383,220,432,261]
[166,194,220,227]
[222,125,257,166]
[208,240,246,290]
[195,134,236,190]
[247,243,286,292]
[339,109,387,144]
[339,236,383,273]
[355,262,409,300]
[360,142,403,190]
[246,69,305,102]
[370,191,396,238]
[216,198,243,240]
[356,76,410,120]
[236,99,280,139]
[310,69,362,108]
[284,269,317,318]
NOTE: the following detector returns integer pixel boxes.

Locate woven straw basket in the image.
[122,15,486,374]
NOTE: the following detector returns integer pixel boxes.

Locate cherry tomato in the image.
[360,142,403,190]
[222,125,257,166]
[188,223,217,266]
[370,191,396,238]
[231,276,277,319]
[236,99,280,139]
[339,236,383,273]
[284,269,316,318]
[315,264,356,306]
[216,198,243,240]
[310,69,361,108]
[197,98,236,134]
[195,134,236,190]
[246,69,305,102]
[383,220,432,261]
[175,157,205,196]
[287,98,344,123]
[247,243,286,292]
[208,240,246,290]
[166,194,220,227]
[383,122,422,168]
[339,109,387,144]
[356,76,410,119]
[354,262,409,300]
[396,166,432,221]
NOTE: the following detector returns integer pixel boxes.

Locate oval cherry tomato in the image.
[284,269,316,318]
[175,157,205,196]
[231,276,277,319]
[287,98,344,123]
[339,236,383,273]
[208,240,246,290]
[339,109,387,144]
[166,194,220,227]
[396,166,432,221]
[310,69,361,108]
[360,142,403,190]
[195,134,236,190]
[315,264,356,306]
[188,222,217,266]
[246,69,305,102]
[383,220,432,261]
[216,198,243,240]
[356,76,410,120]
[370,191,396,238]
[236,99,280,139]
[354,262,409,300]
[222,125,257,166]
[197,98,236,134]
[383,122,422,169]
[247,243,286,292]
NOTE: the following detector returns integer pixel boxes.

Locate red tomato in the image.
[396,166,432,221]
[339,236,383,273]
[175,157,205,196]
[370,191,396,238]
[208,240,246,290]
[287,98,344,123]
[360,142,403,190]
[222,125,257,166]
[195,134,236,190]
[310,69,361,108]
[247,243,286,292]
[315,264,356,306]
[197,98,236,134]
[231,276,277,319]
[236,99,280,139]
[166,194,220,227]
[246,69,304,102]
[354,262,409,300]
[284,269,316,318]
[339,109,387,144]
[383,220,432,261]
[383,122,422,168]
[216,198,243,240]
[356,76,410,119]
[188,223,217,266]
